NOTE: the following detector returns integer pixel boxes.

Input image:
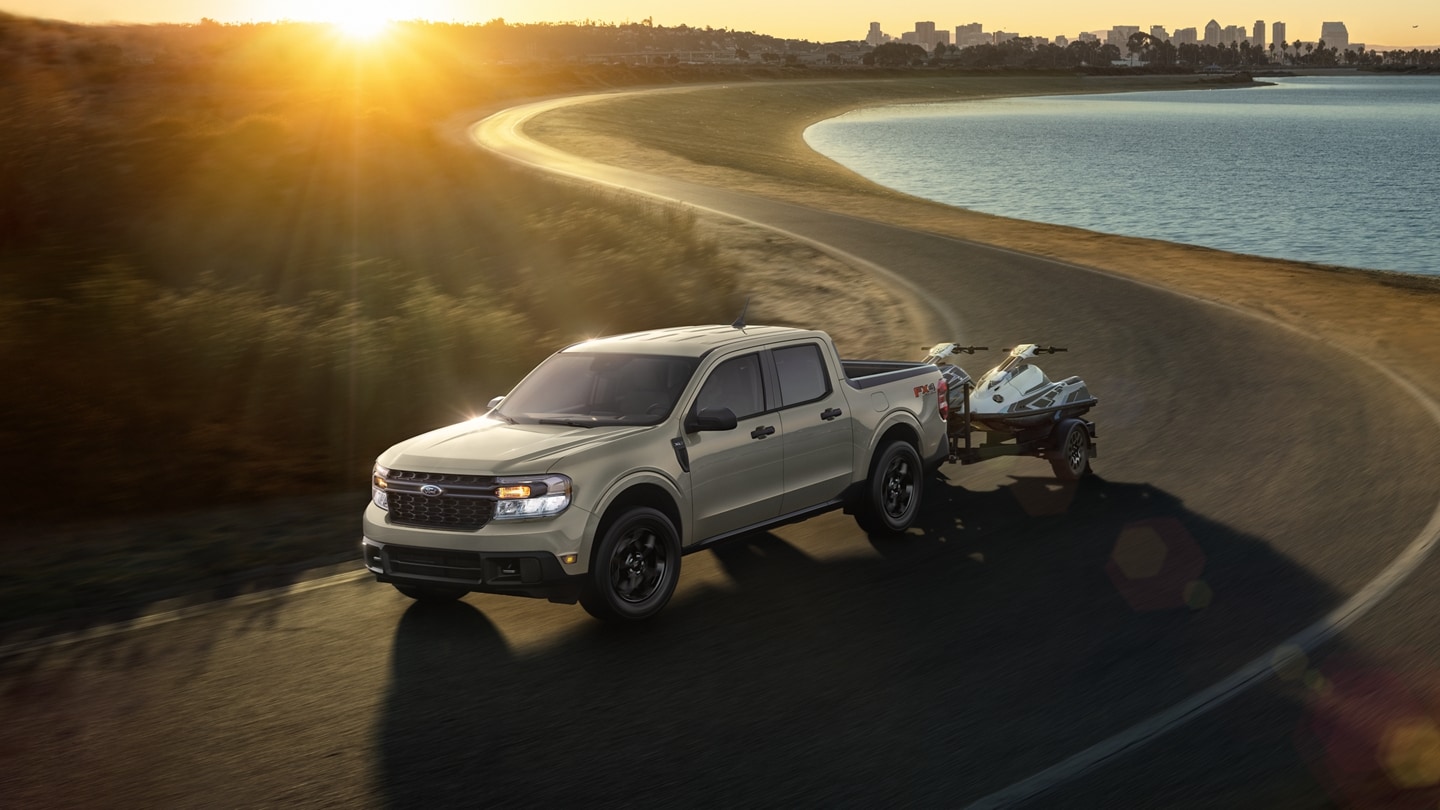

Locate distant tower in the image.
[1204,19,1221,45]
[1320,21,1349,50]
[865,22,888,46]
[915,21,937,51]
[1272,21,1287,50]
[1253,20,1265,49]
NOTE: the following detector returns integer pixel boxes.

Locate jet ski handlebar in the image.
[1001,345,1067,355]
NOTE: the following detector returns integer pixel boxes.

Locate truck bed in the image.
[841,359,938,390]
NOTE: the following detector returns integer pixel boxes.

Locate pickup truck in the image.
[363,324,951,621]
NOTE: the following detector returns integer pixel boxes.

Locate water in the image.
[804,76,1440,276]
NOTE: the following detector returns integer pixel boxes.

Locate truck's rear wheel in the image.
[855,440,923,537]
[393,583,468,603]
[580,507,681,622]
[1049,419,1091,481]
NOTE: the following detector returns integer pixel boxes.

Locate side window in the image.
[695,354,766,420]
[772,344,831,408]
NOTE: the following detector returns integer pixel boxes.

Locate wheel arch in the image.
[589,474,685,559]
[863,415,923,476]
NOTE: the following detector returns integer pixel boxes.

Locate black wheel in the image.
[854,440,924,537]
[1049,419,1091,481]
[394,583,468,602]
[580,507,681,622]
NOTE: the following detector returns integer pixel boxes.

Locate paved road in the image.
[5,92,1440,808]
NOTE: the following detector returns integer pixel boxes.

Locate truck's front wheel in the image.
[855,440,924,537]
[580,507,681,622]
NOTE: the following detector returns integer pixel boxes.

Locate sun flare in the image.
[328,5,392,41]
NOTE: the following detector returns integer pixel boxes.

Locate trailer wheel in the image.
[1049,419,1091,481]
[580,507,681,622]
[855,440,924,537]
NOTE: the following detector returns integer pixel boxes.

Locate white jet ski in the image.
[922,342,1097,434]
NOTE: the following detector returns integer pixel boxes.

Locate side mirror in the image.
[685,406,738,433]
[486,396,505,410]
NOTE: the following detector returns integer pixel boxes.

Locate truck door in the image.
[683,352,784,543]
[772,343,855,513]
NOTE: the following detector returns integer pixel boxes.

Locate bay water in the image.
[804,75,1440,276]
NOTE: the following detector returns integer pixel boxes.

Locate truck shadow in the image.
[376,474,1432,808]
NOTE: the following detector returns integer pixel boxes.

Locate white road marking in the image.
[0,569,368,659]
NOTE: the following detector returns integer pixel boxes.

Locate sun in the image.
[329,5,392,41]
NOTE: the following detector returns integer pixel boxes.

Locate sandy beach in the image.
[523,74,1440,402]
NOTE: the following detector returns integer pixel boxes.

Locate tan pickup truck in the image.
[363,323,951,621]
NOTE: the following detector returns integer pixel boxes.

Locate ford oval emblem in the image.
[420,484,444,497]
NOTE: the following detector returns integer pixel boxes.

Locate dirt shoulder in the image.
[524,74,1440,403]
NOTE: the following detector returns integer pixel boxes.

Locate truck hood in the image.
[378,416,652,475]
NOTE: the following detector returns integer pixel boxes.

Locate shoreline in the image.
[523,75,1440,403]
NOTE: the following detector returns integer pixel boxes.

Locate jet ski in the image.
[921,342,1099,480]
[922,342,1097,434]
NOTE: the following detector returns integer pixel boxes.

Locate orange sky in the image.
[6,2,1437,48]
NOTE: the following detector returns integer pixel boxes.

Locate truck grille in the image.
[386,470,497,531]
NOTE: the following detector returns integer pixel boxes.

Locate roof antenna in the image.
[730,296,751,330]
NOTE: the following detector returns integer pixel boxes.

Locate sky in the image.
[5,1,1437,48]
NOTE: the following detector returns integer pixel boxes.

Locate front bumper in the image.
[362,501,591,603]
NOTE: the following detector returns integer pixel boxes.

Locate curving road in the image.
[5,89,1440,808]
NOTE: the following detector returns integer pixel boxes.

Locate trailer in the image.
[926,343,1099,481]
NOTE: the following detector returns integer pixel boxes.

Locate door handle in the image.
[821,407,843,421]
[750,425,776,440]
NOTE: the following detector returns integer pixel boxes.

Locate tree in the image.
[869,41,926,67]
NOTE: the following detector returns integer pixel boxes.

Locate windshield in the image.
[493,352,700,427]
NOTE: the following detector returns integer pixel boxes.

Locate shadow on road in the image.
[377,473,1440,807]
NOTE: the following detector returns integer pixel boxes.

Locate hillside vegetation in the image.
[1,17,750,522]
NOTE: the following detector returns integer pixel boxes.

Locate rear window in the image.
[773,344,831,408]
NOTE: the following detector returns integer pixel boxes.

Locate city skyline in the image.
[3,1,1436,49]
[879,17,1361,52]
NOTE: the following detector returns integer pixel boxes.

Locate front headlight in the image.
[492,474,571,520]
[372,463,390,511]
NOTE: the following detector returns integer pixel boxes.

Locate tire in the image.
[854,440,924,537]
[1049,419,1091,481]
[580,507,682,622]
[394,583,468,602]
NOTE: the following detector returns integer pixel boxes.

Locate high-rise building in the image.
[1108,25,1140,49]
[1320,21,1349,50]
[915,21,937,50]
[1150,26,1169,41]
[1272,21,1287,49]
[956,22,989,48]
[865,22,890,46]
[1253,21,1265,49]
[1173,27,1198,45]
[1204,19,1221,45]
